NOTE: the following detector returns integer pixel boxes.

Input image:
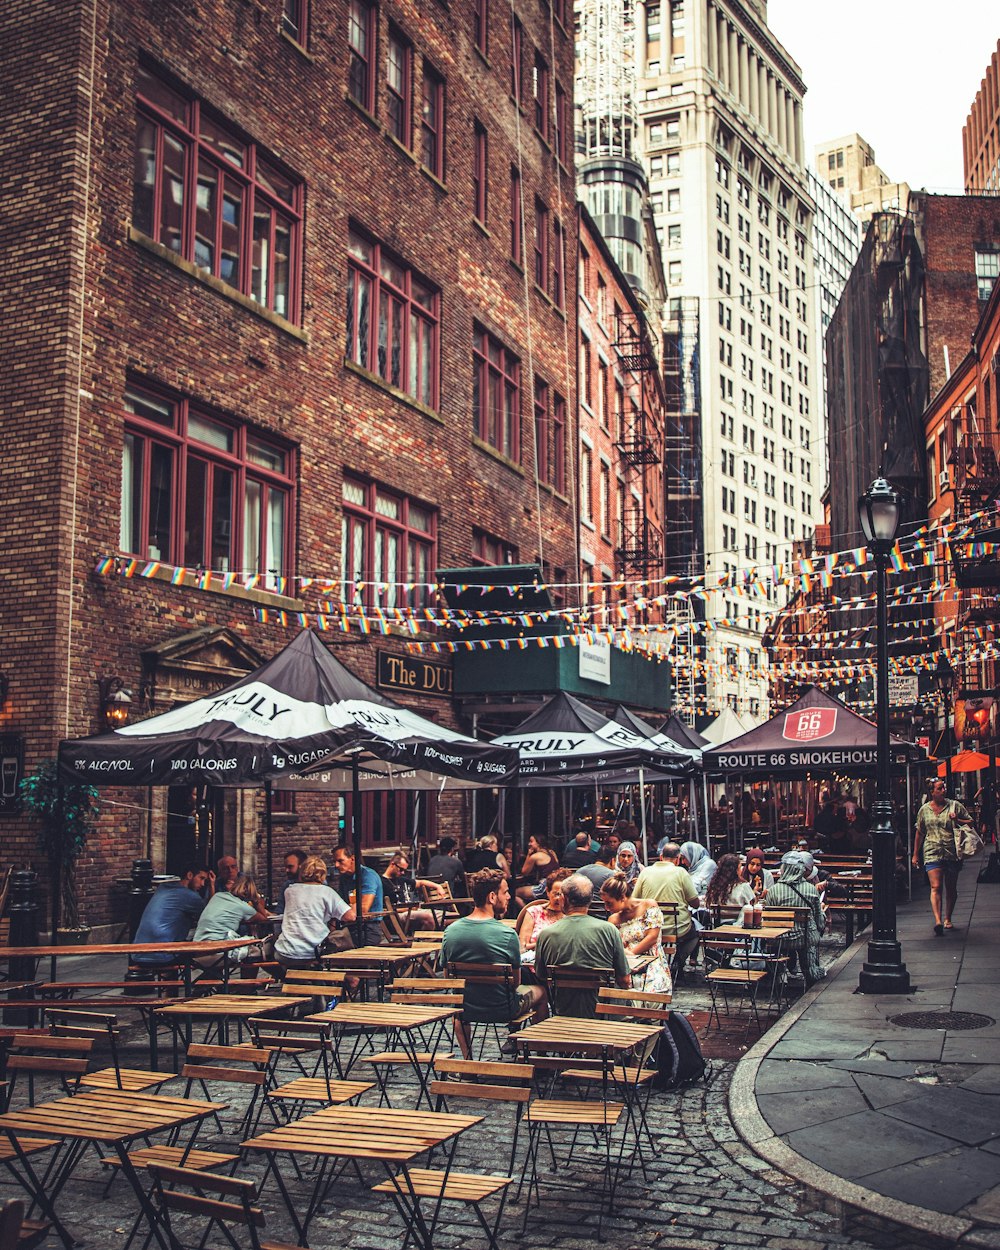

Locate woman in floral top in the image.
[600,871,673,994]
[913,779,969,935]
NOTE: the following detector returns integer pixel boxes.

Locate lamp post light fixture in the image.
[96,676,132,730]
[933,652,956,791]
[857,476,911,994]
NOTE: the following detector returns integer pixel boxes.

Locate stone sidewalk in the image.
[732,856,1000,1249]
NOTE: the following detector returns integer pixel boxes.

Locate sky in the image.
[765,1,998,194]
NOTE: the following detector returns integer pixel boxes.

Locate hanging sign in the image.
[579,637,612,685]
[888,674,919,705]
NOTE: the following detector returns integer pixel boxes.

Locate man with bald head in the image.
[533,874,630,1017]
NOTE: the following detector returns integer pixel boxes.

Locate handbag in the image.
[319,926,354,956]
[950,802,986,859]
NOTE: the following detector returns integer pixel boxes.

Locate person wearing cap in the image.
[766,851,825,986]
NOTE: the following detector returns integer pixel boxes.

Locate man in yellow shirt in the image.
[633,840,700,976]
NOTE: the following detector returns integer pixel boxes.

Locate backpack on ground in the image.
[654,1012,709,1089]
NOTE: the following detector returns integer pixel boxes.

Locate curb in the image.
[728,932,1000,1250]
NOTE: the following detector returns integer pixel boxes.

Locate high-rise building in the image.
[963,38,1000,194]
[628,0,822,721]
[814,134,910,229]
[807,169,862,490]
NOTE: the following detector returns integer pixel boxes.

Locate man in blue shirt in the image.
[133,865,209,964]
[331,843,384,946]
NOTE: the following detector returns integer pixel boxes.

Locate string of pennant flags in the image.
[92,499,1000,608]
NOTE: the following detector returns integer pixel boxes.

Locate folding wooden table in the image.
[242,1103,482,1248]
[0,1088,224,1249]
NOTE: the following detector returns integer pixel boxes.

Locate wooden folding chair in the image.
[702,933,768,1038]
[444,962,533,1058]
[246,1017,372,1122]
[146,1163,298,1250]
[4,1035,93,1108]
[0,1197,49,1250]
[544,966,617,1018]
[44,1008,173,1095]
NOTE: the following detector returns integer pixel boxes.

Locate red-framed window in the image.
[348,0,376,112]
[509,165,523,264]
[580,443,593,520]
[386,29,412,145]
[421,63,445,180]
[472,528,518,565]
[554,82,567,164]
[473,121,488,222]
[534,377,550,482]
[281,0,309,45]
[474,0,488,56]
[533,199,548,288]
[120,384,294,584]
[473,324,521,461]
[133,65,303,323]
[510,15,523,101]
[342,474,436,609]
[346,229,439,410]
[342,789,435,847]
[552,217,565,308]
[532,51,549,139]
[551,0,566,27]
[552,392,566,493]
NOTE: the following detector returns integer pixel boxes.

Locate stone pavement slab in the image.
[732,859,1000,1248]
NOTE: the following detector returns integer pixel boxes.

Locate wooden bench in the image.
[825,882,874,944]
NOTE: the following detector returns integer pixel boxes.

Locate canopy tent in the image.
[58,629,518,900]
[492,691,697,784]
[658,714,708,751]
[701,706,755,746]
[607,706,705,850]
[936,751,1000,776]
[702,685,925,777]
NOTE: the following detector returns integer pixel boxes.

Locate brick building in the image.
[0,0,578,932]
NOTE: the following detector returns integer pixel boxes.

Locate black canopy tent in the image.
[491,691,697,860]
[58,630,518,906]
[702,686,927,867]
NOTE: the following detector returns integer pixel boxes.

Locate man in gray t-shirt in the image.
[534,875,630,1018]
[577,841,616,892]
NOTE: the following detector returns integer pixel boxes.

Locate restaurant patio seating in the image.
[0,1197,49,1250]
[443,961,533,1058]
[42,1008,173,1096]
[245,1017,372,1124]
[702,933,770,1037]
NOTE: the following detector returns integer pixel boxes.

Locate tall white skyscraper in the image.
[615,0,823,721]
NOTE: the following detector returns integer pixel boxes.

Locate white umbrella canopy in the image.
[700,706,754,746]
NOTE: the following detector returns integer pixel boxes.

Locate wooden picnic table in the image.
[243,1102,482,1248]
[320,945,437,999]
[307,1001,459,1104]
[698,924,794,941]
[0,1088,225,1249]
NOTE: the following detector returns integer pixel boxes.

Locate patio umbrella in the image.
[936,751,1000,776]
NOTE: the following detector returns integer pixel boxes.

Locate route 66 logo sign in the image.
[783,708,837,743]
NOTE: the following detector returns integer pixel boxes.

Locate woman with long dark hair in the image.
[705,854,755,911]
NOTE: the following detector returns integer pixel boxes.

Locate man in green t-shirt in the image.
[534,875,630,1018]
[633,840,700,973]
[441,870,547,1025]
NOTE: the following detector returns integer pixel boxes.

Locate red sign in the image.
[783,708,837,743]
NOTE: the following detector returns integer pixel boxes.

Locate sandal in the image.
[943,920,954,930]
[933,923,944,936]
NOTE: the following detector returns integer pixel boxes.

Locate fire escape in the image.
[612,306,662,582]
[947,395,1000,697]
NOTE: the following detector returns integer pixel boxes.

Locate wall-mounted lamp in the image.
[97,676,132,730]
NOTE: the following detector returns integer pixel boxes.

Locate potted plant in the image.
[20,759,100,944]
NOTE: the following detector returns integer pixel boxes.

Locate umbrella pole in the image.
[410,793,420,881]
[638,768,647,864]
[264,778,274,904]
[351,756,365,948]
[905,765,912,901]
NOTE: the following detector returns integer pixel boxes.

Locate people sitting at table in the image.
[577,840,617,897]
[706,854,756,912]
[614,840,642,890]
[515,834,560,908]
[740,847,775,900]
[192,872,272,973]
[441,869,547,1030]
[765,851,826,987]
[678,841,716,898]
[425,836,467,896]
[632,841,700,980]
[813,793,853,855]
[534,875,630,1017]
[600,871,672,995]
[132,865,209,965]
[331,843,384,946]
[215,855,239,892]
[462,834,511,879]
[516,867,573,950]
[275,849,308,914]
[562,831,598,869]
[380,851,442,931]
[274,855,355,969]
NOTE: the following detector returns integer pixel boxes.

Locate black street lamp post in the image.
[933,652,956,793]
[858,476,911,994]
